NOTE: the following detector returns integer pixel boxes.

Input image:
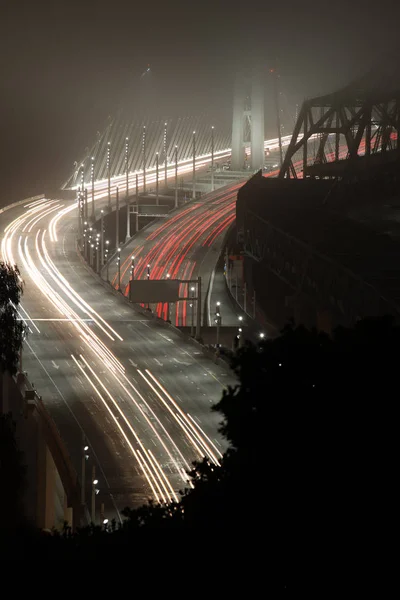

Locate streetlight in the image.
[215,301,221,347]
[91,466,99,523]
[100,210,104,267]
[105,240,110,282]
[147,264,151,280]
[259,332,265,339]
[142,125,147,194]
[163,122,168,187]
[117,247,121,290]
[107,142,111,211]
[174,145,178,208]
[192,131,196,200]
[115,186,120,248]
[81,437,89,506]
[129,255,135,302]
[125,137,129,200]
[211,126,215,192]
[190,286,195,337]
[155,151,159,205]
[91,156,95,220]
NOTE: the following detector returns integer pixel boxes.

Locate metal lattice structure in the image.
[64,112,231,189]
[279,59,400,180]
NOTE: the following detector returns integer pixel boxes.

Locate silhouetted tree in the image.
[0,262,27,374]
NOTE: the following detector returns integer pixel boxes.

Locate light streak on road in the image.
[0,196,225,507]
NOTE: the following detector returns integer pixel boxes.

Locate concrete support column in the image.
[251,66,265,171]
[231,73,246,171]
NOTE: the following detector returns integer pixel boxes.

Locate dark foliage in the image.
[0,262,27,374]
[1,316,397,565]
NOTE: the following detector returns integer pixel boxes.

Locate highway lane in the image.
[107,181,245,328]
[0,198,236,520]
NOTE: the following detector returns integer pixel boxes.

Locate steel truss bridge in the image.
[279,58,400,181]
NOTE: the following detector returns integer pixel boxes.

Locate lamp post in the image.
[115,186,120,248]
[190,286,195,337]
[142,126,147,195]
[77,189,82,242]
[81,436,89,506]
[80,163,85,197]
[192,130,196,200]
[166,273,170,322]
[84,188,88,223]
[117,247,121,290]
[129,255,134,302]
[163,122,168,187]
[125,137,129,200]
[107,142,111,211]
[155,152,159,205]
[100,210,104,267]
[196,276,202,340]
[96,233,100,273]
[135,173,139,232]
[105,240,110,281]
[174,145,178,208]
[147,264,151,280]
[215,301,221,347]
[91,156,95,220]
[211,126,215,192]
[91,466,99,524]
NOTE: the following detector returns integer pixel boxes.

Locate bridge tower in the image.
[231,66,265,171]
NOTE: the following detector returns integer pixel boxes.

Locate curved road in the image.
[0,197,235,520]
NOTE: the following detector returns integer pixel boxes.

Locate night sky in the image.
[0,0,398,205]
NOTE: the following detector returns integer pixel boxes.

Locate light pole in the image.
[166,273,170,322]
[142,125,147,195]
[163,121,168,187]
[117,248,121,290]
[129,255,134,302]
[115,186,120,248]
[96,234,100,273]
[155,152,159,205]
[215,301,221,347]
[77,189,83,243]
[91,156,95,220]
[125,137,129,200]
[196,276,202,340]
[83,222,88,260]
[91,466,99,524]
[147,264,151,280]
[237,315,244,350]
[211,126,215,192]
[174,145,178,208]
[81,436,89,506]
[192,130,196,200]
[190,286,195,337]
[84,188,88,223]
[107,142,111,211]
[135,173,139,232]
[100,210,104,267]
[90,243,94,268]
[80,163,85,197]
[105,240,110,281]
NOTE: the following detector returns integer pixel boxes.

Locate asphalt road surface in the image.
[0,197,236,522]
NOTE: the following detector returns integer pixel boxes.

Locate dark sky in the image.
[0,0,398,204]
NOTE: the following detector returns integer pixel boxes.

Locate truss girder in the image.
[279,91,400,180]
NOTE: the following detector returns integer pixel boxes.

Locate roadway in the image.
[0,197,236,521]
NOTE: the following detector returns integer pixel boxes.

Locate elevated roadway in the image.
[0,198,235,521]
